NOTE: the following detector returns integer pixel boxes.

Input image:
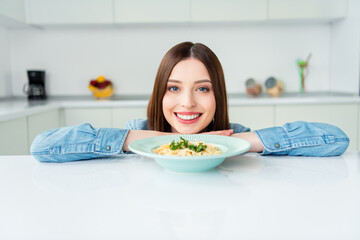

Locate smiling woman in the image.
[30,42,350,163]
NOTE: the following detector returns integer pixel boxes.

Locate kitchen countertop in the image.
[0,152,359,240]
[0,92,359,122]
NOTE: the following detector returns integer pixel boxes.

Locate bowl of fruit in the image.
[88,75,114,98]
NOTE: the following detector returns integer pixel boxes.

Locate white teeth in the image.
[176,113,200,120]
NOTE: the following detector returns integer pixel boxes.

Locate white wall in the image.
[0,0,25,23]
[9,23,333,96]
[0,26,11,97]
[330,0,360,94]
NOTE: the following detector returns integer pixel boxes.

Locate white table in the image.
[1,152,359,240]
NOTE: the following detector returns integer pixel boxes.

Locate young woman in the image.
[31,42,349,162]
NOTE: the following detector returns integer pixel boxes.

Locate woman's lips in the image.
[174,112,202,124]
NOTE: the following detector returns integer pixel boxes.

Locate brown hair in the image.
[147,41,229,132]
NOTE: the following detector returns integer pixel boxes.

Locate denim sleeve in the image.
[30,123,129,163]
[254,121,350,157]
[125,119,148,130]
[230,122,251,134]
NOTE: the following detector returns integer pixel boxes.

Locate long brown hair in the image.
[147,42,229,132]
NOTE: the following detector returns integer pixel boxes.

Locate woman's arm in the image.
[31,123,132,163]
[234,121,349,157]
[31,123,171,163]
[232,132,264,153]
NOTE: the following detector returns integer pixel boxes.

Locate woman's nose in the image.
[181,92,196,108]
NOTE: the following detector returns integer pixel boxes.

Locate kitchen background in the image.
[0,0,359,97]
[1,0,360,155]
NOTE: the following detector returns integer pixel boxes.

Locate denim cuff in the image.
[254,127,291,155]
[94,128,129,155]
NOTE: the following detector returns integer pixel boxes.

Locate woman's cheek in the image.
[202,93,216,113]
[162,94,174,114]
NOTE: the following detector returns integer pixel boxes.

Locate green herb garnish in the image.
[169,137,207,152]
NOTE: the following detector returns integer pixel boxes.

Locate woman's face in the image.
[162,58,216,134]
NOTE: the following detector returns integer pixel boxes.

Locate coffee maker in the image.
[23,70,47,100]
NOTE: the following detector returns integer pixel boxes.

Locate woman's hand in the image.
[200,129,234,136]
[202,130,264,152]
[123,130,167,152]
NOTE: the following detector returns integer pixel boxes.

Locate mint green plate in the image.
[129,135,251,173]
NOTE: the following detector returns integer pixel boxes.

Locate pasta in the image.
[153,137,222,156]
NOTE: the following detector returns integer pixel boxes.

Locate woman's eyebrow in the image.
[195,79,211,84]
[168,79,211,83]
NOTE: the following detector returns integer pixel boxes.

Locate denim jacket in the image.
[31,119,349,163]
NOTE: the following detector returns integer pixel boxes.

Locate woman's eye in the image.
[197,87,209,92]
[168,86,179,92]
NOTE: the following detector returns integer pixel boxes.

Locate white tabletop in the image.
[1,152,359,240]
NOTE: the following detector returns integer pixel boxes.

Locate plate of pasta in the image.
[129,134,251,173]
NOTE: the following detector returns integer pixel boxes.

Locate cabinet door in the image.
[275,104,357,151]
[64,108,112,128]
[268,0,348,20]
[27,0,113,24]
[114,0,190,23]
[0,117,28,155]
[27,110,60,148]
[229,105,274,131]
[191,0,267,22]
[0,0,25,23]
[113,107,147,128]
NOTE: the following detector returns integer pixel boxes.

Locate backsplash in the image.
[4,23,349,96]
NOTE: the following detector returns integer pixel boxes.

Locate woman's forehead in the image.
[167,79,211,84]
[169,58,210,81]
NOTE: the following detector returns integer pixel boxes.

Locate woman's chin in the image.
[173,126,201,134]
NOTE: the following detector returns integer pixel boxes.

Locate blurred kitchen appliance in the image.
[23,70,47,100]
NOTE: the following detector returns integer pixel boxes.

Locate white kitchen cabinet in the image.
[358,104,360,151]
[191,0,267,22]
[229,105,274,131]
[64,108,112,128]
[112,107,147,128]
[27,0,113,24]
[27,109,60,148]
[114,0,190,23]
[0,27,9,97]
[0,117,28,155]
[275,103,357,151]
[24,0,349,26]
[268,0,348,21]
[0,0,26,23]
